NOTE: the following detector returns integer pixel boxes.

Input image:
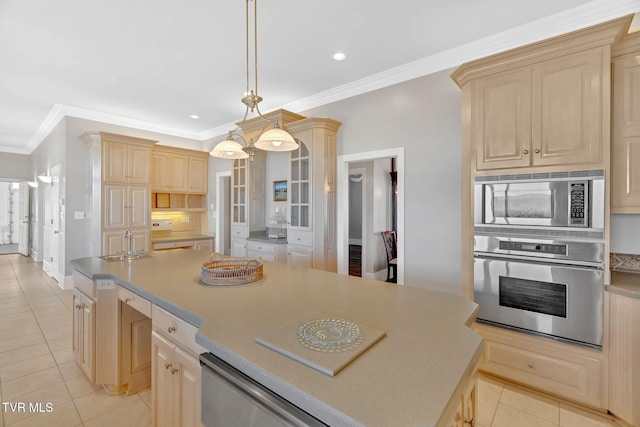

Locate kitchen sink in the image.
[99,252,149,262]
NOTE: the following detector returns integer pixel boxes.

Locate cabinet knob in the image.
[464,418,475,426]
[168,326,176,333]
[527,362,534,368]
[523,149,529,155]
[534,148,541,154]
[75,303,85,310]
[165,363,172,370]
[171,367,179,375]
[124,297,131,303]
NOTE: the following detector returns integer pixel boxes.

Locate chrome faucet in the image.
[123,229,133,256]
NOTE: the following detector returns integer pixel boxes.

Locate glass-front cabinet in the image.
[289,142,310,229]
[232,159,247,224]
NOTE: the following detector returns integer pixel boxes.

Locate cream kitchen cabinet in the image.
[285,117,341,271]
[152,150,189,193]
[193,238,213,252]
[72,288,96,382]
[151,306,204,427]
[608,287,640,427]
[102,135,153,185]
[446,375,476,427]
[102,184,150,255]
[247,240,286,263]
[119,286,152,394]
[467,47,608,171]
[188,155,208,194]
[611,31,640,213]
[451,18,628,173]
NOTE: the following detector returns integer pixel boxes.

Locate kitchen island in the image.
[71,249,482,427]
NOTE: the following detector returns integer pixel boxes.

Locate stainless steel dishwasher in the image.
[200,353,327,427]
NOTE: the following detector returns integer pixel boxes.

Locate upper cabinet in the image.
[611,32,640,213]
[102,134,153,184]
[452,16,631,173]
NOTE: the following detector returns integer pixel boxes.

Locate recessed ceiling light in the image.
[333,52,346,61]
[190,114,200,119]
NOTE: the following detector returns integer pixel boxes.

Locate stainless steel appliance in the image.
[200,353,327,427]
[473,170,606,348]
[474,170,605,239]
[474,234,604,348]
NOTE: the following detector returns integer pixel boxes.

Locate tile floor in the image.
[0,254,623,427]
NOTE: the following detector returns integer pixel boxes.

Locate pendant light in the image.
[210,0,298,160]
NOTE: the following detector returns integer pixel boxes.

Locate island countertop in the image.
[71,249,482,427]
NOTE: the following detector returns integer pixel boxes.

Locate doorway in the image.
[348,168,365,277]
[337,148,404,284]
[215,171,232,256]
[42,164,63,282]
[0,182,19,254]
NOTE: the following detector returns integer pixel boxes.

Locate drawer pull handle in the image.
[534,149,541,154]
[527,362,534,368]
[171,367,179,375]
[75,303,85,310]
[168,326,176,333]
[165,363,172,370]
[464,418,475,426]
[523,149,529,154]
[124,297,131,303]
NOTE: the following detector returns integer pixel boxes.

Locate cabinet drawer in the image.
[153,240,194,250]
[231,226,248,239]
[478,325,605,408]
[72,269,96,298]
[152,305,202,355]
[247,241,276,254]
[247,250,275,262]
[287,230,312,247]
[118,286,152,318]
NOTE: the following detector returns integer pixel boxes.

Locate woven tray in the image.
[201,253,263,286]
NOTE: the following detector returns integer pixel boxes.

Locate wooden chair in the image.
[381,231,397,283]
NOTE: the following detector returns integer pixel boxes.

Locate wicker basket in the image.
[201,252,263,286]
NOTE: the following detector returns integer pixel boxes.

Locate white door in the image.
[42,179,52,274]
[18,182,30,256]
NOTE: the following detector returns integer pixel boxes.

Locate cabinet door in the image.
[474,68,532,170]
[462,377,476,427]
[169,154,189,193]
[131,230,149,253]
[103,141,128,183]
[288,245,313,268]
[288,140,312,228]
[188,156,208,194]
[175,346,202,427]
[128,186,150,229]
[103,185,127,230]
[152,331,178,427]
[80,294,96,382]
[72,291,82,366]
[193,239,213,253]
[531,48,605,166]
[612,52,640,212]
[232,159,247,224]
[127,145,152,184]
[152,152,171,192]
[231,238,247,257]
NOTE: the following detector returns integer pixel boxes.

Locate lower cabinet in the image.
[151,306,203,427]
[72,289,96,382]
[287,244,313,268]
[447,376,477,427]
[193,239,214,253]
[475,323,606,409]
[247,240,287,263]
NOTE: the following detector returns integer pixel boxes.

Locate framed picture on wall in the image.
[274,180,287,202]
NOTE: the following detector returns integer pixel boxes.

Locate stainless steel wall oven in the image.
[473,170,606,349]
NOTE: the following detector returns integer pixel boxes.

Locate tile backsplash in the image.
[610,253,640,273]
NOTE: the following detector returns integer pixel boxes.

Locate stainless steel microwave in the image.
[474,170,605,233]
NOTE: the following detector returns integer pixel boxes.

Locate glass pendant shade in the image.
[210,138,249,159]
[254,126,298,151]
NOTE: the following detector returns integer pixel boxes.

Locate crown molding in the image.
[22,0,639,153]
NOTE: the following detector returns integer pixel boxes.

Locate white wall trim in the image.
[59,274,74,291]
[337,148,405,284]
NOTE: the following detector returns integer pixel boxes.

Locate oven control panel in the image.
[499,241,567,255]
[569,182,587,227]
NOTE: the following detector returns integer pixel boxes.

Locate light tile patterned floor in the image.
[0,254,151,427]
[0,254,624,426]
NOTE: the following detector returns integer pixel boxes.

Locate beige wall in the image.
[0,153,32,180]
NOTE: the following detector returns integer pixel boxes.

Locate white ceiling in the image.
[1,0,638,154]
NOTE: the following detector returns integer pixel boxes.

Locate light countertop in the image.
[71,249,482,427]
[607,271,640,299]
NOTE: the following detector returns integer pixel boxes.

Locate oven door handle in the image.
[473,252,604,270]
